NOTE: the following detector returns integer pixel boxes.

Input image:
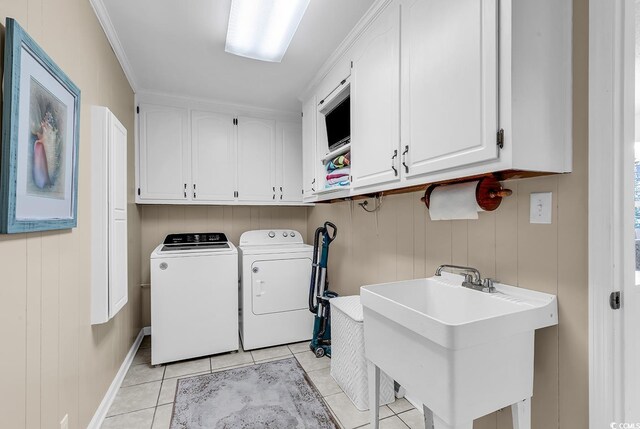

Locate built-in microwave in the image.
[319,77,350,152]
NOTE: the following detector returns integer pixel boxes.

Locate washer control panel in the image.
[161,232,230,251]
[240,229,304,246]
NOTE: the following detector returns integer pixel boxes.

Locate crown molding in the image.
[89,0,139,92]
[298,0,391,102]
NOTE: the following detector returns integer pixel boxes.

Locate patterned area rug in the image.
[170,357,339,429]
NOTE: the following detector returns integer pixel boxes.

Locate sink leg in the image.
[511,397,531,429]
[423,405,434,429]
[433,415,472,429]
[367,360,380,429]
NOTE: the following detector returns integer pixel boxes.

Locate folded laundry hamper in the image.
[330,295,394,410]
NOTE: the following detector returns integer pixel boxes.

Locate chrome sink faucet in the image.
[434,264,497,293]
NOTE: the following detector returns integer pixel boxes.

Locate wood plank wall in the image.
[0,0,141,427]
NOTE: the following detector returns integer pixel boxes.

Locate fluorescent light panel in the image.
[225,0,310,63]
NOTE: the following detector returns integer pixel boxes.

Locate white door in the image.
[350,0,401,188]
[401,0,499,177]
[251,258,312,315]
[138,104,189,200]
[302,96,318,197]
[237,116,276,202]
[191,110,236,201]
[108,115,128,318]
[277,121,303,202]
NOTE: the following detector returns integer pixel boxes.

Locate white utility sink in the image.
[361,272,558,429]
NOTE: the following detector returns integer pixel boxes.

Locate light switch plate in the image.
[530,192,553,224]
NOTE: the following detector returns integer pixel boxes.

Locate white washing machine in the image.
[151,233,238,365]
[238,229,314,350]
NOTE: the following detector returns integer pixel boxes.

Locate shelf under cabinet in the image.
[320,143,351,164]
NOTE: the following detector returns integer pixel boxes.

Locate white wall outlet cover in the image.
[530,192,553,224]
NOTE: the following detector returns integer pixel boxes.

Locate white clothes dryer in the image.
[238,229,314,350]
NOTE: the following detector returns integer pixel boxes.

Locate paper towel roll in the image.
[428,181,483,220]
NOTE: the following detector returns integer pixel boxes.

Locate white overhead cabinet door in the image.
[191,111,236,201]
[350,0,401,188]
[138,104,189,200]
[401,0,499,178]
[237,116,276,202]
[302,96,317,198]
[278,121,303,202]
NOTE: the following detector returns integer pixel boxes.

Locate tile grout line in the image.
[112,345,415,428]
[104,405,157,419]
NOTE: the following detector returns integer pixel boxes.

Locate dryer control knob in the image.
[290,232,296,237]
[268,231,275,238]
[283,232,288,237]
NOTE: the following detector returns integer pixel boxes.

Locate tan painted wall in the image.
[139,206,308,325]
[307,0,588,427]
[0,1,141,428]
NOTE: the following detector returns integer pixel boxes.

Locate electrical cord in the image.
[358,195,383,213]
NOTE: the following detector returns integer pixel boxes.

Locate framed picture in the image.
[0,18,81,233]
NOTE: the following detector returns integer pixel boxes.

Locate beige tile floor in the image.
[102,336,421,429]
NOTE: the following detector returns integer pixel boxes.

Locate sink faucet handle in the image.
[482,278,496,293]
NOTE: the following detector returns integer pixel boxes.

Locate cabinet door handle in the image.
[184,183,187,198]
[402,145,409,174]
[391,150,398,176]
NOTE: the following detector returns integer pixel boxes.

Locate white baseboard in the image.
[404,393,423,414]
[87,327,147,429]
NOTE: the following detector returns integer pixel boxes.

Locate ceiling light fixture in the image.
[225,0,310,63]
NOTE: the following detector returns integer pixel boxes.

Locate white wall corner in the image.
[89,0,139,92]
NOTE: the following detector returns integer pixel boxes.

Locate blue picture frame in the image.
[0,18,81,233]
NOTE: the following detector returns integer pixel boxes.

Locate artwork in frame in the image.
[0,18,81,233]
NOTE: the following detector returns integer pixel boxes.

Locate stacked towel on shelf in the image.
[326,154,350,172]
[325,152,351,189]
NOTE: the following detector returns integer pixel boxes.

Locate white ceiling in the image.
[101,0,375,112]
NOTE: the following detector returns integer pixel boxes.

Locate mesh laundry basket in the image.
[330,295,395,410]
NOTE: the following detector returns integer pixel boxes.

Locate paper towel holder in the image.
[421,176,513,211]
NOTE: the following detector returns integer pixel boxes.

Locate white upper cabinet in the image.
[301,0,571,200]
[191,111,236,201]
[91,107,128,325]
[138,103,188,200]
[350,0,401,188]
[237,116,276,202]
[401,0,499,178]
[277,121,303,202]
[302,96,317,199]
[135,94,305,205]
